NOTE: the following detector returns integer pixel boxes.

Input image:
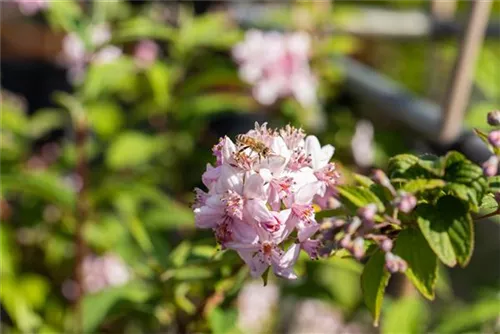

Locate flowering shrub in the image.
[194,115,500,325]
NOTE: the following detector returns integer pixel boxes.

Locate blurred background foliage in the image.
[1,0,499,333]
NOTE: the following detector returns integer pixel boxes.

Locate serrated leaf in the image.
[382,296,429,334]
[388,154,439,179]
[337,185,385,213]
[393,228,437,300]
[361,250,390,326]
[488,176,500,192]
[402,179,445,193]
[416,196,474,267]
[479,194,498,212]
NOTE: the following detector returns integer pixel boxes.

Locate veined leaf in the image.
[488,176,500,192]
[416,196,474,267]
[337,185,385,213]
[361,250,390,326]
[402,179,445,193]
[393,228,437,300]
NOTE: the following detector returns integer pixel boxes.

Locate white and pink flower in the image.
[194,123,340,279]
[232,30,317,108]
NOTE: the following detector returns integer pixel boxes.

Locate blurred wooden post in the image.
[427,0,457,101]
[439,0,492,144]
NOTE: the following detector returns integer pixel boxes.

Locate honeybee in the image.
[236,135,272,161]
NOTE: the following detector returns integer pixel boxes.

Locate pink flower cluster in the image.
[232,30,317,108]
[194,123,339,279]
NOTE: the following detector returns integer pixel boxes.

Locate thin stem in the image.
[474,209,500,220]
[74,118,89,334]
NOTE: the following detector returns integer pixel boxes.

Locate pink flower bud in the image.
[381,238,393,252]
[393,192,417,213]
[488,130,500,148]
[358,203,377,221]
[487,110,500,126]
[352,237,365,259]
[482,155,499,176]
[339,235,352,249]
[346,217,362,235]
[372,169,396,194]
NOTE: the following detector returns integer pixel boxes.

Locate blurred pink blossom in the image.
[60,24,122,83]
[82,253,130,294]
[16,0,48,15]
[194,123,339,279]
[232,30,317,107]
[134,40,159,68]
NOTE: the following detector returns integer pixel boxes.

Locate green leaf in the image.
[161,266,213,281]
[361,250,390,326]
[353,173,375,187]
[113,17,175,43]
[488,175,500,192]
[176,93,256,117]
[393,228,437,300]
[402,179,445,193]
[388,154,439,179]
[416,196,474,267]
[146,62,172,108]
[29,109,67,139]
[82,283,151,334]
[87,102,123,139]
[0,277,42,333]
[174,283,196,314]
[19,275,50,310]
[479,194,498,212]
[1,171,75,209]
[106,132,160,170]
[337,185,385,213]
[382,296,429,334]
[434,297,500,333]
[209,307,239,334]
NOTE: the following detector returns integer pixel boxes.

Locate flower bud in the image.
[487,110,500,126]
[352,237,365,259]
[346,217,362,235]
[339,234,352,249]
[384,252,407,273]
[358,203,377,221]
[393,191,417,213]
[488,130,500,148]
[381,238,393,252]
[482,155,499,176]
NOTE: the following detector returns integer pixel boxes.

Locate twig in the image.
[439,0,493,143]
[74,117,89,333]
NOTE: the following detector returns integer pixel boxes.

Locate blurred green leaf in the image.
[113,17,175,43]
[177,93,256,117]
[0,225,16,275]
[169,241,191,268]
[1,99,29,136]
[161,266,213,281]
[87,102,123,139]
[19,275,50,310]
[174,283,196,314]
[106,132,160,170]
[82,283,151,334]
[29,109,67,139]
[417,196,473,267]
[1,171,75,209]
[0,277,42,333]
[83,58,137,101]
[361,250,390,326]
[382,296,429,334]
[434,297,500,333]
[209,307,239,334]
[394,228,437,300]
[146,62,172,108]
[45,0,82,31]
